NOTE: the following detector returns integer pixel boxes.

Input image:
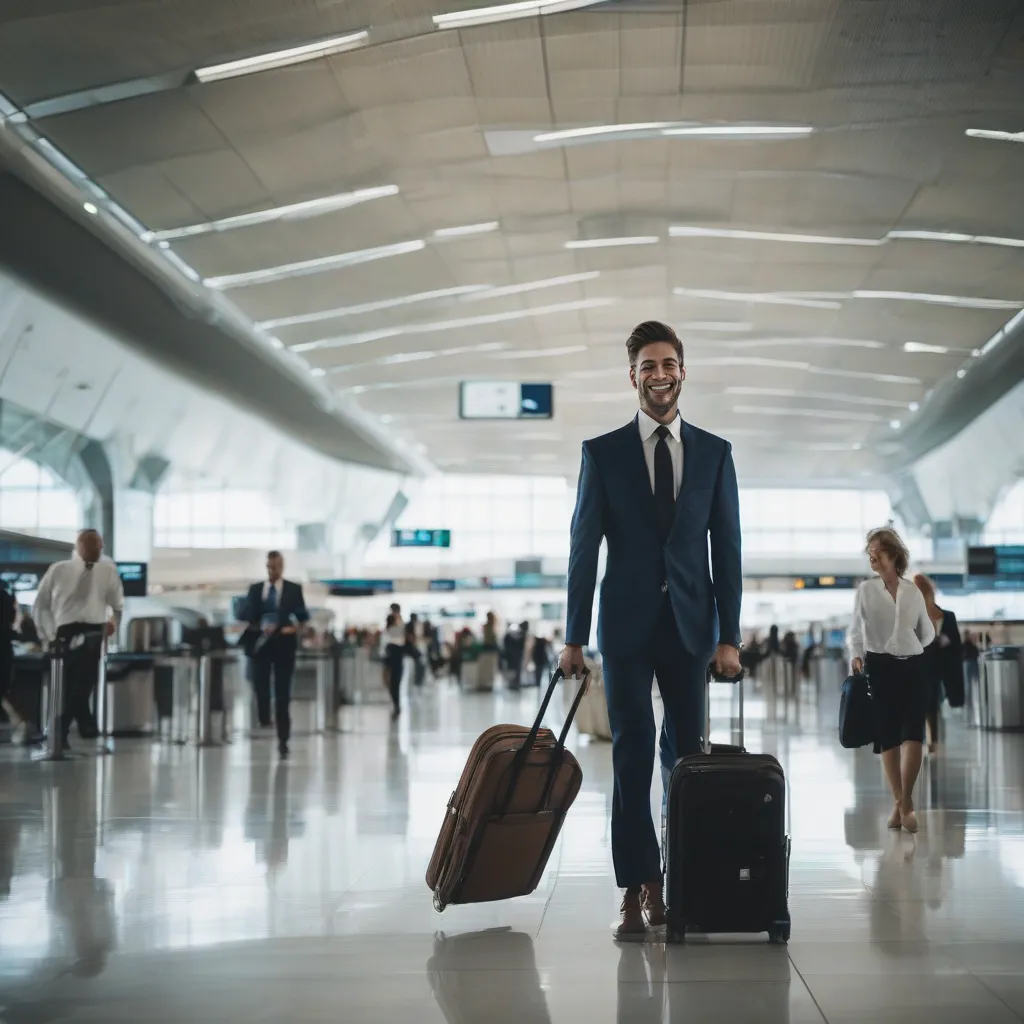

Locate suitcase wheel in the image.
[768,921,790,944]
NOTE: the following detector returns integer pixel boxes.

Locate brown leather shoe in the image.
[613,889,647,942]
[641,879,667,928]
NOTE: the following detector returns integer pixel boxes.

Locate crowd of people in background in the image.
[365,606,561,717]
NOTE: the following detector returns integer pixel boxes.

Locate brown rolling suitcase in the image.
[427,668,588,912]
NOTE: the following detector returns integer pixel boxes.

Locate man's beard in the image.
[641,379,681,415]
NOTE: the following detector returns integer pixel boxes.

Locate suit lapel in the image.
[625,414,658,530]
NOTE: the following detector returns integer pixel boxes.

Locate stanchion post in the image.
[36,640,67,762]
[315,654,328,732]
[94,636,113,756]
[196,653,219,747]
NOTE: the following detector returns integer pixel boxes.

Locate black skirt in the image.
[865,652,929,753]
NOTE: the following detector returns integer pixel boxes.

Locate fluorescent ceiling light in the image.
[888,229,1024,249]
[889,420,902,430]
[310,367,327,377]
[978,308,1024,357]
[564,236,659,249]
[433,221,499,238]
[689,357,812,371]
[811,367,920,385]
[725,386,911,409]
[292,297,616,351]
[434,0,607,29]
[673,287,841,310]
[903,342,949,354]
[732,405,885,423]
[490,345,588,359]
[853,290,1021,310]
[83,202,98,215]
[965,129,1024,144]
[670,226,880,246]
[679,321,752,332]
[726,337,885,350]
[908,402,920,412]
[257,285,489,330]
[204,239,425,289]
[463,271,600,301]
[194,31,369,83]
[662,125,813,138]
[329,342,508,373]
[535,122,674,143]
[144,186,398,242]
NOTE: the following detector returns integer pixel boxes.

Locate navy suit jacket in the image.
[565,415,742,659]
[238,579,309,657]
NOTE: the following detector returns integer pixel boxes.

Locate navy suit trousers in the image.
[602,599,710,889]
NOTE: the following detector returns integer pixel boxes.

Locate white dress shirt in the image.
[262,579,283,603]
[637,410,684,498]
[848,576,935,661]
[33,555,125,643]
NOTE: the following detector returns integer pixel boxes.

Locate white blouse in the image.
[848,577,935,661]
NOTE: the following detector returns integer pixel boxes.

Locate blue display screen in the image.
[392,529,451,548]
[116,562,148,597]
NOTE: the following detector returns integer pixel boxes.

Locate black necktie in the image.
[654,425,675,541]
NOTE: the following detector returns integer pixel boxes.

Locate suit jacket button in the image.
[661,582,668,594]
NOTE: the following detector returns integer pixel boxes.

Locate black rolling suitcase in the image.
[665,667,791,944]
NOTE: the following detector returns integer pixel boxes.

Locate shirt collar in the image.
[638,409,681,443]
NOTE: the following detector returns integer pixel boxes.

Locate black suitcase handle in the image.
[499,666,589,817]
[704,664,745,753]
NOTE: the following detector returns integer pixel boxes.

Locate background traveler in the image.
[848,528,935,834]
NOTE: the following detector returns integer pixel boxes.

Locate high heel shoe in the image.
[887,804,903,829]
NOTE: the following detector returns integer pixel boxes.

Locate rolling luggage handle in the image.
[704,665,745,754]
[498,667,589,817]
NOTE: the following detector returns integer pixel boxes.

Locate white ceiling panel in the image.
[2,0,1021,484]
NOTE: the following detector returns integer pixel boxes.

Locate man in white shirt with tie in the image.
[33,529,124,746]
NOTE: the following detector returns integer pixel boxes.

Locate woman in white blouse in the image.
[848,527,936,833]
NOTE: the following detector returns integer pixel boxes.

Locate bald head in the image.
[76,529,103,564]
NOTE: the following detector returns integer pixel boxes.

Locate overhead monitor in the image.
[0,563,50,596]
[966,546,1024,590]
[459,382,553,420]
[392,529,451,548]
[116,561,148,597]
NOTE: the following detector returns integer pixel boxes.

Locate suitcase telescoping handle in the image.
[499,667,589,816]
[704,664,745,754]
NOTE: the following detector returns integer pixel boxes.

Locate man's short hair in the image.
[626,321,684,368]
[266,550,283,561]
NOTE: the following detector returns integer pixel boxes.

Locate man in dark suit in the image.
[239,551,310,759]
[559,320,743,940]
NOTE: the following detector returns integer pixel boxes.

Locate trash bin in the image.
[980,647,1023,730]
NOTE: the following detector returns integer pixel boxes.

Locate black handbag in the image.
[839,672,874,748]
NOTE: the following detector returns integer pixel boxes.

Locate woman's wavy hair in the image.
[865,526,910,577]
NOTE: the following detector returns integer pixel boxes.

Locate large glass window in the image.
[739,489,896,557]
[154,481,296,550]
[363,475,576,566]
[362,477,907,566]
[0,449,83,540]
[983,479,1024,545]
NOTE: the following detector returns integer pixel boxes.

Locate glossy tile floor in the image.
[1,677,1023,1023]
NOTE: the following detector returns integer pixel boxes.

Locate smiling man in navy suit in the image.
[559,320,743,941]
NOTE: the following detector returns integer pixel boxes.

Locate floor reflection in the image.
[0,684,1020,1022]
[428,927,553,1024]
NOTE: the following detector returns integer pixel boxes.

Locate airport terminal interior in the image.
[1,2,1023,1021]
